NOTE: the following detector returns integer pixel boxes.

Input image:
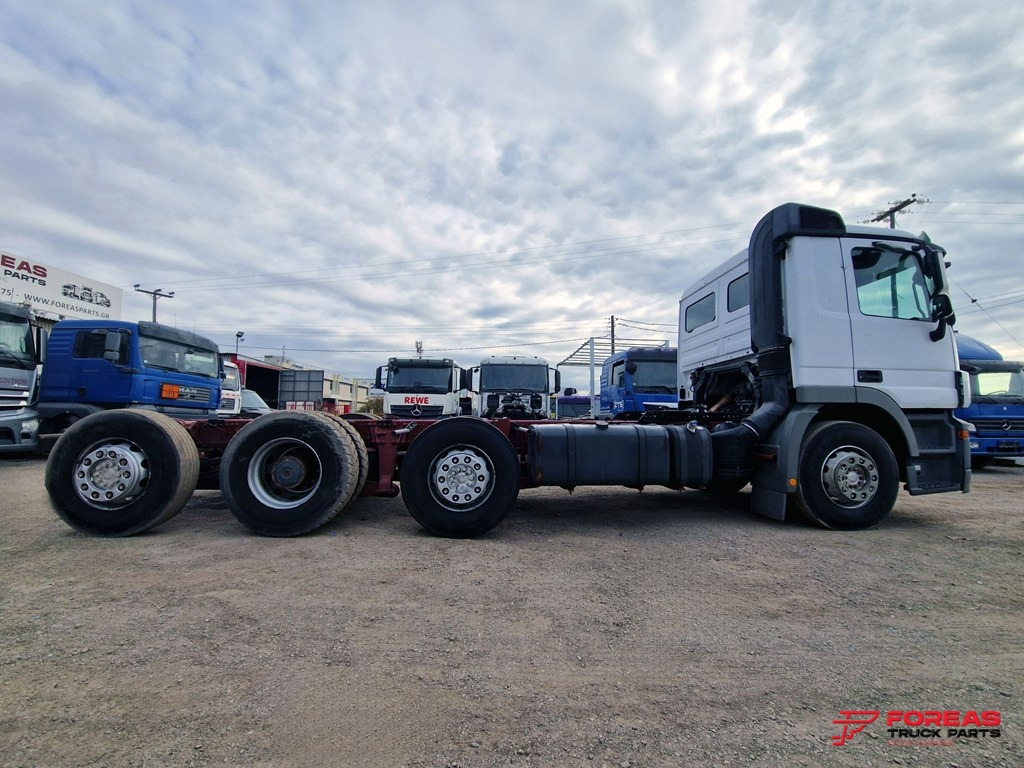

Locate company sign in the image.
[1,249,122,320]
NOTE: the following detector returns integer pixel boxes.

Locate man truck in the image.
[597,346,677,418]
[472,355,559,420]
[954,334,1024,468]
[37,319,222,443]
[43,203,969,539]
[374,357,469,418]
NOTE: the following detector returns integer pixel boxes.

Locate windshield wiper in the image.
[0,349,32,369]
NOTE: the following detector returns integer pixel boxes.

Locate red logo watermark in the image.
[832,709,1001,746]
[832,711,879,746]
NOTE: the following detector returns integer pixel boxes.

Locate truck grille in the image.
[390,405,446,418]
[0,392,31,412]
[970,418,1024,433]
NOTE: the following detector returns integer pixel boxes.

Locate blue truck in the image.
[597,346,677,418]
[955,333,1024,469]
[37,319,222,443]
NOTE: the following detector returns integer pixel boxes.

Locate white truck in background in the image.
[374,357,469,418]
[471,355,559,419]
[217,360,242,416]
[0,300,44,452]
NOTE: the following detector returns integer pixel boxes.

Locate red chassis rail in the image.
[178,416,542,498]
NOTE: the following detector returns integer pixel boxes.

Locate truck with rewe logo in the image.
[42,203,970,539]
[374,357,469,418]
[954,333,1024,468]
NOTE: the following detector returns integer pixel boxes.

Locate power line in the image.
[949,276,1024,349]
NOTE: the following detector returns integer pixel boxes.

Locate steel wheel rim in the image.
[248,437,323,509]
[428,444,494,512]
[73,438,150,509]
[820,444,879,508]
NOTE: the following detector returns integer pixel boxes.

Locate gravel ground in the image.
[1,456,1022,768]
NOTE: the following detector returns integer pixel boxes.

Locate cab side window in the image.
[685,292,716,332]
[73,330,129,364]
[852,248,931,320]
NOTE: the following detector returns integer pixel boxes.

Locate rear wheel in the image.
[792,421,899,530]
[401,417,519,538]
[221,411,360,536]
[44,410,199,536]
[315,412,369,495]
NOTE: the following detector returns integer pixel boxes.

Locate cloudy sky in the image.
[2,0,1023,391]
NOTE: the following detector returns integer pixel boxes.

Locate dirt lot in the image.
[1,456,1021,768]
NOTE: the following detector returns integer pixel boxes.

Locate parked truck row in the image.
[373,354,559,419]
[40,203,990,540]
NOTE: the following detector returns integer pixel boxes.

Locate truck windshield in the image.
[0,311,35,369]
[140,335,219,378]
[387,364,452,393]
[969,364,1024,403]
[630,360,677,394]
[481,364,548,392]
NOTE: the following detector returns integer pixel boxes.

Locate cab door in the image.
[843,236,959,409]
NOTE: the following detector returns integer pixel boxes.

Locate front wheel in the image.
[791,421,899,530]
[400,417,520,538]
[44,410,199,536]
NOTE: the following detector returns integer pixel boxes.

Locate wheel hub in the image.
[248,437,323,509]
[74,441,149,507]
[270,455,307,489]
[821,447,879,507]
[431,447,491,508]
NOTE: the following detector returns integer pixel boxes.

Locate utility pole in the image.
[133,284,174,322]
[867,194,927,229]
[610,315,616,355]
[415,340,423,359]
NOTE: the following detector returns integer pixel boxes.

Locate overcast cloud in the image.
[2,0,1022,390]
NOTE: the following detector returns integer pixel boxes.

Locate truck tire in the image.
[315,412,369,495]
[400,417,520,538]
[44,410,199,536]
[792,421,899,530]
[220,411,360,536]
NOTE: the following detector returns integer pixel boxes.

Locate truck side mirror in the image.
[37,326,48,364]
[459,368,470,390]
[922,246,948,294]
[553,369,561,392]
[625,361,637,375]
[103,331,123,363]
[564,387,577,396]
[374,366,384,389]
[929,294,956,342]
